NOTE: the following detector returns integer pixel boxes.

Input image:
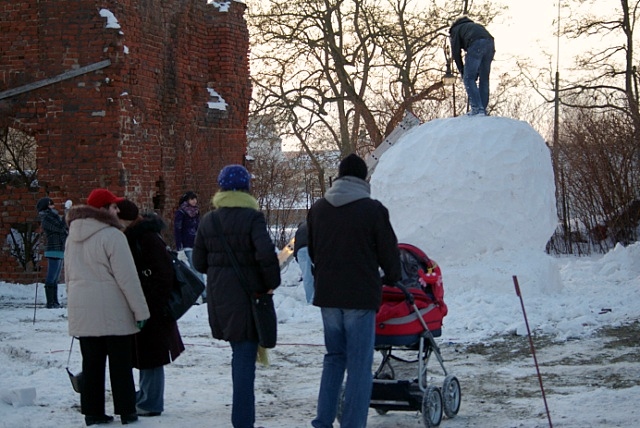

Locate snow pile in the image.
[372,116,561,305]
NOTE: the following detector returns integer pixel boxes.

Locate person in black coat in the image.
[449,16,495,116]
[308,153,401,428]
[192,164,280,428]
[118,200,185,418]
[36,197,68,308]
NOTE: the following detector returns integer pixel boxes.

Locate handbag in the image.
[164,249,206,320]
[211,213,277,348]
[133,234,205,321]
[65,337,83,394]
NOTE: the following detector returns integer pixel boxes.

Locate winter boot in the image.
[44,284,61,309]
[52,283,62,307]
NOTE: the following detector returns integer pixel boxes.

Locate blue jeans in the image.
[312,308,376,428]
[45,257,63,285]
[184,248,206,299]
[136,366,164,413]
[297,247,315,304]
[230,340,259,428]
[462,38,495,113]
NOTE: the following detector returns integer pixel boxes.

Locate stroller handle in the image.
[393,280,415,305]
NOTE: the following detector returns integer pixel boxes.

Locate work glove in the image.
[136,319,148,329]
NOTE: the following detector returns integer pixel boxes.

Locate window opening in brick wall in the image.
[0,127,38,189]
[5,222,42,272]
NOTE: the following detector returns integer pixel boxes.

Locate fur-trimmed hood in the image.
[66,205,123,244]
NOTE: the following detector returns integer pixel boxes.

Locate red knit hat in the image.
[86,188,125,208]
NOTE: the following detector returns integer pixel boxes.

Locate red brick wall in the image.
[0,0,250,282]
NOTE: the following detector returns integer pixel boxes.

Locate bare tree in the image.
[0,127,37,188]
[247,115,310,248]
[558,1,640,127]
[550,107,640,254]
[248,0,499,165]
[518,2,640,252]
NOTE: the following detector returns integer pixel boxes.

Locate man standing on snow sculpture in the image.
[308,153,402,428]
[450,16,495,116]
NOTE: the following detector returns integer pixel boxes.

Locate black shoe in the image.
[120,413,138,424]
[85,414,114,426]
[137,410,161,417]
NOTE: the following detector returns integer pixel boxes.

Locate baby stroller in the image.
[369,243,461,427]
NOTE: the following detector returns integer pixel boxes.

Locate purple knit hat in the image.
[218,164,251,191]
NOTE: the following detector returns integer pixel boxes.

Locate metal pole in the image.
[513,275,553,428]
[553,0,561,147]
[452,82,457,117]
[33,281,39,325]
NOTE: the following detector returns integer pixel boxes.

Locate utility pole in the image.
[553,0,561,148]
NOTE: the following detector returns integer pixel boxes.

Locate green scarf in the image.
[212,191,260,210]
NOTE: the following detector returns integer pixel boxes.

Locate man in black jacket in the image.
[450,16,495,116]
[308,153,401,428]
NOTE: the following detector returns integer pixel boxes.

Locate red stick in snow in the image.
[512,275,553,428]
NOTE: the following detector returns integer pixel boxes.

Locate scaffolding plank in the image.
[0,59,112,100]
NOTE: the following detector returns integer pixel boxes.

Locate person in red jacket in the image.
[308,154,401,428]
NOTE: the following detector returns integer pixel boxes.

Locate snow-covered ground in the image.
[1,116,639,427]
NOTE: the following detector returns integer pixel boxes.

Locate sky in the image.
[1,115,639,427]
[491,1,559,65]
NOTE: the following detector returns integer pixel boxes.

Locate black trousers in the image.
[79,335,136,416]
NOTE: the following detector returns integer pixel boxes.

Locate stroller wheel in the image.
[377,372,394,380]
[442,375,461,418]
[421,386,443,427]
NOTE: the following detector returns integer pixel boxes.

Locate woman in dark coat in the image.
[36,197,68,308]
[192,164,280,428]
[117,200,185,418]
[174,190,206,301]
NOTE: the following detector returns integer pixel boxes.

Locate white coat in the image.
[65,205,150,337]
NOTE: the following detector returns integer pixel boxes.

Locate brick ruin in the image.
[0,0,251,282]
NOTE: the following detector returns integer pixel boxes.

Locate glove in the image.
[136,319,148,329]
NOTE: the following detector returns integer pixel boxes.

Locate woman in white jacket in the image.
[65,188,150,427]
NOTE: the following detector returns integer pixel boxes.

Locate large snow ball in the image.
[371,116,558,263]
